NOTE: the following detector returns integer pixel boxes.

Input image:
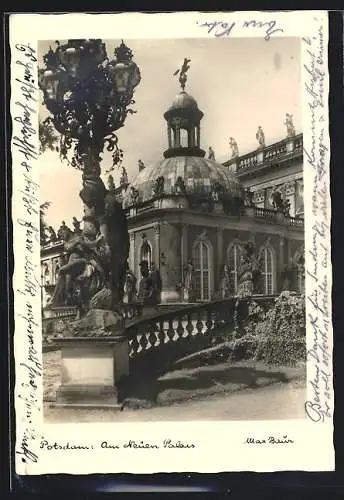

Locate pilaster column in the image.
[181,223,188,282]
[187,129,194,148]
[129,232,135,271]
[286,138,295,153]
[159,223,182,303]
[153,224,160,268]
[196,125,200,148]
[167,124,172,148]
[216,226,224,291]
[49,258,54,285]
[279,236,286,292]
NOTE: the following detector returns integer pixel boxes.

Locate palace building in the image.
[41,88,304,307]
[224,135,304,218]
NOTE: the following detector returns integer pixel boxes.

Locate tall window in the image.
[140,239,152,270]
[193,240,211,301]
[261,246,274,295]
[227,243,241,294]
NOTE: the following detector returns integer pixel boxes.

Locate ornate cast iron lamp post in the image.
[39,39,141,315]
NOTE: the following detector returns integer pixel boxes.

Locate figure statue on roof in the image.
[175,176,186,194]
[284,113,296,137]
[138,159,145,172]
[47,226,57,243]
[208,146,215,160]
[256,126,265,148]
[173,57,191,91]
[40,227,48,246]
[152,176,165,197]
[229,137,239,158]
[129,186,140,205]
[57,220,73,242]
[72,216,82,234]
[211,182,223,202]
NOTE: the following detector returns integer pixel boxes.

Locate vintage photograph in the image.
[38,36,307,424]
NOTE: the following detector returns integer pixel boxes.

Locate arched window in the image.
[140,239,152,270]
[227,243,242,295]
[260,246,274,295]
[193,240,211,301]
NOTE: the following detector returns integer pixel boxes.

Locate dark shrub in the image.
[227,335,260,362]
[256,292,306,366]
[228,292,306,366]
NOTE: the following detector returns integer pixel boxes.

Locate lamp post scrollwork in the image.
[39,39,141,313]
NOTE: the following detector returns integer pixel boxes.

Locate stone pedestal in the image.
[286,139,295,153]
[52,308,128,409]
[55,337,129,408]
[160,289,181,303]
[257,151,264,163]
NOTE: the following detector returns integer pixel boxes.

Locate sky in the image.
[38,37,301,228]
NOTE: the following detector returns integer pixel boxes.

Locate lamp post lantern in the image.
[39,39,141,313]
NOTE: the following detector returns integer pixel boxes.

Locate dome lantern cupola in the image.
[163,58,205,159]
[122,58,244,211]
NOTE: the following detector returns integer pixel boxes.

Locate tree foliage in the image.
[39,117,60,154]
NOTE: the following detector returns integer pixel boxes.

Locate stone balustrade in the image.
[42,295,278,353]
[252,207,278,224]
[250,207,304,229]
[225,133,303,174]
[285,215,304,228]
[124,295,277,361]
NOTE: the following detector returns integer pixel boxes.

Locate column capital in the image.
[153,224,160,235]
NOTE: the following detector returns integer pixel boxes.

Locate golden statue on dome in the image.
[173,57,191,91]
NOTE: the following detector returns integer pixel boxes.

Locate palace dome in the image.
[122,155,244,207]
[123,85,244,208]
[168,91,199,112]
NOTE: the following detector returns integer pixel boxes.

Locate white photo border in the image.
[10,10,333,474]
